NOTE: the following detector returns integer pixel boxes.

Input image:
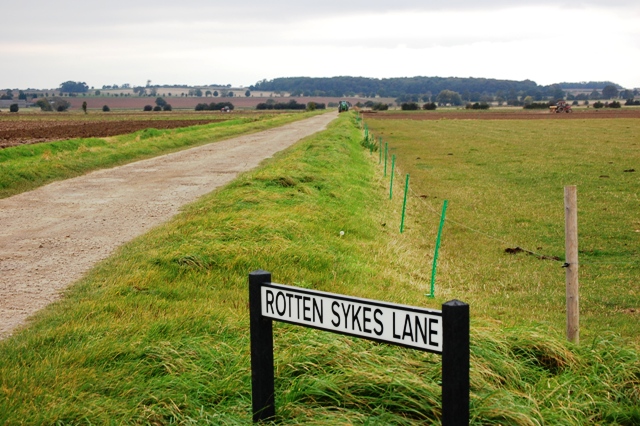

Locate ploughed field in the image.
[0,118,225,148]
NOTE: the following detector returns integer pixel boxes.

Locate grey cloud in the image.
[6,1,639,26]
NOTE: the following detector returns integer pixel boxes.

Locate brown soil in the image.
[0,112,337,339]
[0,119,224,148]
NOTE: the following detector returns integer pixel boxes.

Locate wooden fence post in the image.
[564,186,579,344]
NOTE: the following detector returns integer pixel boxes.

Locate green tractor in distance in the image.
[338,100,349,113]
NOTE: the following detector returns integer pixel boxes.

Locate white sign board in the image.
[261,283,442,353]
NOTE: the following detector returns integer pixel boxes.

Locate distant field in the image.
[56,96,392,110]
[362,108,640,120]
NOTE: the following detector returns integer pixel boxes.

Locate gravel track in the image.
[0,112,337,338]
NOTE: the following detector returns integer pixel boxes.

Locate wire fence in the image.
[357,114,639,269]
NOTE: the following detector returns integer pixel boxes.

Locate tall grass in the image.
[0,113,638,424]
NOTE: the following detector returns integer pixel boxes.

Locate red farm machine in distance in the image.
[549,100,573,113]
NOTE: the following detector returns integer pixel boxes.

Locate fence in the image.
[356,113,638,343]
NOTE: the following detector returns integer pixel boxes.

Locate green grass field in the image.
[0,113,638,424]
[363,115,639,342]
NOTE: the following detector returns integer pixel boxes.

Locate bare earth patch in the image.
[0,119,224,148]
[0,113,337,338]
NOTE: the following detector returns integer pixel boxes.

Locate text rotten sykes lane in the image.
[263,287,440,349]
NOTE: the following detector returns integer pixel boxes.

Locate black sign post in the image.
[442,300,470,425]
[249,270,469,425]
[249,270,275,422]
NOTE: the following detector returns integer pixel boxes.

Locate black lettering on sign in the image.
[263,289,325,323]
[294,294,302,317]
[352,305,362,331]
[373,309,384,336]
[415,315,427,344]
[265,289,275,315]
[313,298,323,323]
[276,291,286,316]
[341,303,351,329]
[362,307,372,333]
[429,318,439,347]
[262,284,443,353]
[331,301,340,327]
[392,312,441,345]
[285,293,293,316]
[303,296,311,321]
[402,315,413,341]
[393,312,401,339]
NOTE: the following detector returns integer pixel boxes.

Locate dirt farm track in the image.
[0,113,337,338]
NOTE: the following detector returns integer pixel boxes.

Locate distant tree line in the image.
[557,81,621,90]
[1,89,38,100]
[249,76,638,105]
[251,76,562,99]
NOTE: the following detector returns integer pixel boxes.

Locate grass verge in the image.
[0,113,637,424]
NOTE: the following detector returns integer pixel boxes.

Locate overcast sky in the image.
[3,1,639,90]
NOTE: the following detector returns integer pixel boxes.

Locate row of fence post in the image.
[361,115,579,342]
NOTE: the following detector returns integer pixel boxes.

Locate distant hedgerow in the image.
[466,102,490,110]
[524,102,553,110]
[256,100,305,110]
[401,102,419,111]
[195,102,235,111]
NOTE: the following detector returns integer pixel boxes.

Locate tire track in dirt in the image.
[0,112,337,338]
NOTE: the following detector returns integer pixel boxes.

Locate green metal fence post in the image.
[390,155,396,199]
[400,174,410,233]
[427,200,448,298]
[384,143,388,177]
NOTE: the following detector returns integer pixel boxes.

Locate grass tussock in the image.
[0,113,638,424]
